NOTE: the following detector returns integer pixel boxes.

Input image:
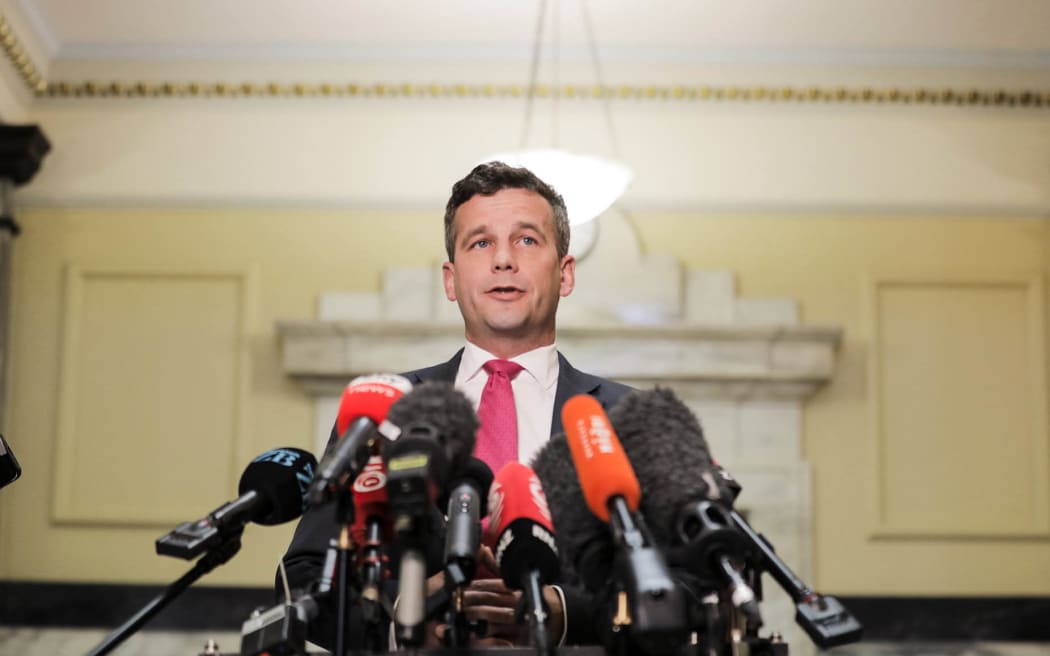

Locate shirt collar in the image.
[461,341,559,391]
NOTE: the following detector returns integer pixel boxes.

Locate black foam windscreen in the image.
[385,381,479,484]
[606,387,732,546]
[497,517,561,588]
[530,434,613,590]
[237,447,318,526]
[438,456,494,515]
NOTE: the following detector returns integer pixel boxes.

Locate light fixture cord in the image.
[552,0,560,148]
[520,0,548,149]
[580,0,622,160]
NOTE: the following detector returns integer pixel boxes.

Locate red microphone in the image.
[350,454,391,605]
[309,374,412,505]
[560,394,641,522]
[486,462,560,650]
[351,455,391,544]
[335,374,412,435]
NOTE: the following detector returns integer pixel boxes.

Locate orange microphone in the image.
[561,394,641,522]
[559,394,688,654]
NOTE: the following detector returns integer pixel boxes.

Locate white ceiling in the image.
[12,0,1050,69]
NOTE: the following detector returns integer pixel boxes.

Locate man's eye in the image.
[471,239,489,249]
[522,236,537,245]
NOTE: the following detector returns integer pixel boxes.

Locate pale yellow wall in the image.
[638,214,1050,594]
[0,206,438,585]
[1,43,1048,593]
[2,206,1048,596]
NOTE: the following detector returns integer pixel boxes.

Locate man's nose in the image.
[492,243,516,270]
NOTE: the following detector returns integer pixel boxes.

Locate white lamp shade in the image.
[480,148,633,226]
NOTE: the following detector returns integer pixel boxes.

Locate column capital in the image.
[0,124,50,186]
[0,123,51,235]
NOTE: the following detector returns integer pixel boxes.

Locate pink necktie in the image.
[475,359,525,473]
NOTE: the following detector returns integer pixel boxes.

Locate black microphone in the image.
[608,387,863,648]
[0,434,21,490]
[607,388,759,626]
[605,387,731,545]
[443,457,494,585]
[156,447,317,560]
[380,381,478,647]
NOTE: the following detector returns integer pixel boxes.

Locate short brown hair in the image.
[443,161,570,261]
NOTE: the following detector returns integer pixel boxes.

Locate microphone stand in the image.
[607,498,689,655]
[87,534,242,656]
[335,525,354,656]
[387,455,434,648]
[516,570,552,656]
[441,562,472,649]
[358,517,389,653]
[728,510,863,649]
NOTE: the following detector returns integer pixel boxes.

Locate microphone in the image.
[486,462,560,652]
[605,387,731,547]
[561,395,641,523]
[444,457,494,585]
[607,388,760,627]
[436,457,494,648]
[380,381,478,647]
[0,434,21,490]
[559,394,689,653]
[531,433,612,591]
[156,447,317,560]
[307,374,412,506]
[349,454,391,615]
[608,387,863,647]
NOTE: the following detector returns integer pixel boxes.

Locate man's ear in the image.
[559,255,576,297]
[441,261,457,301]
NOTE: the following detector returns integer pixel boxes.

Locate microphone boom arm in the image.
[88,533,243,656]
[728,509,862,649]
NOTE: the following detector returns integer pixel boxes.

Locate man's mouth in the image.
[487,286,524,297]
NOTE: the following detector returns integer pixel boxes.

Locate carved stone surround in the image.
[275,213,841,652]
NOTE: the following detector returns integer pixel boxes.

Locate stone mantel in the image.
[275,319,842,400]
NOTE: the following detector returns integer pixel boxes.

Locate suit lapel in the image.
[403,349,463,384]
[550,352,604,437]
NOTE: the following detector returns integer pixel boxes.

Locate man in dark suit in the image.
[281,161,631,649]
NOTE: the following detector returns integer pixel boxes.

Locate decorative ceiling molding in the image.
[1,10,1048,108]
[0,12,45,92]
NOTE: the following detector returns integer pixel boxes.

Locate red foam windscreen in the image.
[485,461,554,543]
[335,374,412,435]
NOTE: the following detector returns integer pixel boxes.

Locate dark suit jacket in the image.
[280,349,632,649]
[401,349,632,438]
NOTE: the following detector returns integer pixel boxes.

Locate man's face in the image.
[442,188,575,355]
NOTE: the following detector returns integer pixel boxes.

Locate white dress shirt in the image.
[454,341,560,467]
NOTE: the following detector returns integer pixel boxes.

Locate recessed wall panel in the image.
[53,267,249,526]
[870,276,1049,537]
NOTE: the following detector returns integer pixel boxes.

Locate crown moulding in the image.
[2,13,1049,108]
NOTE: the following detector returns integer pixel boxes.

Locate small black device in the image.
[0,434,21,490]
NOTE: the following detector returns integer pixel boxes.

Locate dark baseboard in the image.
[836,596,1050,642]
[0,581,274,630]
[1,582,1047,642]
